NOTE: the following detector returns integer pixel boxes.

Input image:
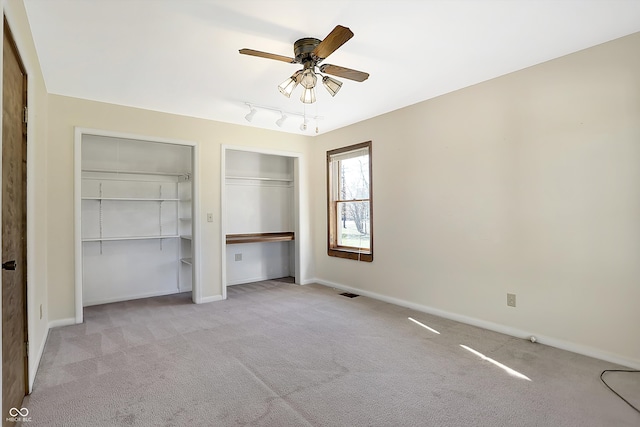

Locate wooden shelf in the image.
[226,232,294,245]
[82,235,180,242]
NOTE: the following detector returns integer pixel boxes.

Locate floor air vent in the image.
[340,292,360,298]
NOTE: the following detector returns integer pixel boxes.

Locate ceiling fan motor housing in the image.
[294,38,322,67]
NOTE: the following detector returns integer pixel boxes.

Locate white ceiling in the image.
[23,0,640,136]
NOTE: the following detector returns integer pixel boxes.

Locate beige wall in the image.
[46,95,312,321]
[313,32,640,366]
[3,0,50,389]
[3,0,639,398]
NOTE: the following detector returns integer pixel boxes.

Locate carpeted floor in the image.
[23,278,640,426]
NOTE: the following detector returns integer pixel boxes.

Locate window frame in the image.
[326,141,373,262]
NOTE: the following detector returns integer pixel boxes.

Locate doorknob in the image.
[2,260,17,270]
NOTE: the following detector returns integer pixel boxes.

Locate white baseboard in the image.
[226,273,290,286]
[199,295,223,304]
[314,278,640,370]
[28,325,50,392]
[83,289,180,307]
[48,317,77,328]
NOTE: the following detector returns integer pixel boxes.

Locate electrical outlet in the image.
[507,293,516,307]
[235,253,242,262]
[207,213,213,222]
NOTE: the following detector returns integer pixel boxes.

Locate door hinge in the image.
[23,106,28,124]
[25,341,29,357]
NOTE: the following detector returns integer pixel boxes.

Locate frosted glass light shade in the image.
[278,70,302,98]
[322,75,342,97]
[300,87,316,104]
[300,69,317,89]
[278,77,298,98]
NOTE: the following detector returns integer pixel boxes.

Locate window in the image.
[327,141,373,262]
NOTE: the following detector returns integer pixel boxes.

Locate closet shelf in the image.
[180,235,192,240]
[226,175,293,182]
[82,168,188,177]
[82,197,180,201]
[82,235,180,242]
[226,232,294,244]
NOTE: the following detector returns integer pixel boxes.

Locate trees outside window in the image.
[327,141,373,262]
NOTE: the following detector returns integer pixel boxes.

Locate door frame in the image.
[220,145,303,299]
[0,6,43,394]
[1,12,29,401]
[73,128,201,323]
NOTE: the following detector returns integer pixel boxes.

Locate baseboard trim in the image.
[83,289,180,307]
[28,325,50,392]
[227,274,290,286]
[48,317,77,328]
[313,278,640,370]
[199,295,223,304]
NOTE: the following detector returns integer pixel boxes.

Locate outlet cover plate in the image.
[507,293,516,307]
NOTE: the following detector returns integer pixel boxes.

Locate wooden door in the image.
[2,18,28,422]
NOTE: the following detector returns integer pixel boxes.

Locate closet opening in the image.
[74,129,200,323]
[221,146,301,298]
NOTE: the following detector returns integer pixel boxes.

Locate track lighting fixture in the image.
[242,102,321,132]
[276,113,287,127]
[244,104,257,122]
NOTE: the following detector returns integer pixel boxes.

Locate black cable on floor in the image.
[600,369,640,414]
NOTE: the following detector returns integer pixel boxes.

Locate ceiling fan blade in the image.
[239,48,296,64]
[319,64,369,82]
[312,25,354,60]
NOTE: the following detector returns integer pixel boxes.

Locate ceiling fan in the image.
[239,25,369,104]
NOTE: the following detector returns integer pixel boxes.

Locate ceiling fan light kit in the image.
[240,25,369,105]
[322,75,342,97]
[300,87,316,104]
[300,68,317,89]
[278,70,302,98]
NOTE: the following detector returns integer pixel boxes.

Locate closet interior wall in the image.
[80,135,193,306]
[225,150,295,285]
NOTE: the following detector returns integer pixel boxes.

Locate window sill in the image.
[328,248,373,262]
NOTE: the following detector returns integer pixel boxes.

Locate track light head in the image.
[245,105,257,122]
[276,113,287,127]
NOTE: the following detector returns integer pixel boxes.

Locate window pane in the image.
[336,201,370,250]
[339,155,369,200]
[327,141,373,262]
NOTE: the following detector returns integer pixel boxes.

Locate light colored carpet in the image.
[23,278,640,426]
